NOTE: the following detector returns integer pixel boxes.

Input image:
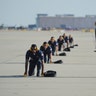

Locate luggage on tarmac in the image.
[59,52,66,56]
[44,70,56,77]
[53,60,63,64]
[63,47,71,52]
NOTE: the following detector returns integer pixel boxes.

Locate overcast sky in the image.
[0,0,96,26]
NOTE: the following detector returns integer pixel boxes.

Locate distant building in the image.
[36,14,96,30]
[28,24,37,30]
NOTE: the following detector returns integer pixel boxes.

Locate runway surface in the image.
[0,30,96,96]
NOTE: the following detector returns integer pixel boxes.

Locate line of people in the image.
[24,33,74,77]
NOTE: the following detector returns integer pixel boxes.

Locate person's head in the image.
[59,35,63,40]
[63,33,66,37]
[43,42,49,49]
[69,34,72,38]
[30,44,38,53]
[50,36,55,42]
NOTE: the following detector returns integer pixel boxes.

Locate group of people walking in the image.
[24,33,74,77]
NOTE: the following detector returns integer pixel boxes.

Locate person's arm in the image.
[66,37,69,48]
[40,51,44,75]
[41,60,44,75]
[24,59,28,76]
[72,37,74,46]
[49,53,52,63]
[49,47,52,63]
[55,42,58,55]
[40,46,42,51]
[24,51,29,76]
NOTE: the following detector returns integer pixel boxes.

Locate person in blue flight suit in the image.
[48,37,58,55]
[57,35,64,51]
[62,33,69,48]
[69,34,74,47]
[24,44,44,77]
[40,42,52,63]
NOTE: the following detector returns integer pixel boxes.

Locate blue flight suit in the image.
[69,37,73,43]
[40,46,52,63]
[57,39,64,51]
[25,50,44,76]
[48,40,58,55]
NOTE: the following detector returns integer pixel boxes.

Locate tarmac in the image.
[0,30,96,96]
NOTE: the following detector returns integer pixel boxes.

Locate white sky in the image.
[0,0,96,26]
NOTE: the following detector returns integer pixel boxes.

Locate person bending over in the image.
[48,36,58,55]
[57,36,64,51]
[24,44,44,77]
[40,42,52,63]
[69,34,74,47]
[62,33,69,48]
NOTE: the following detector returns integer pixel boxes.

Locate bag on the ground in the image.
[63,47,70,51]
[44,70,57,77]
[53,60,63,64]
[74,44,78,46]
[59,52,66,56]
[70,46,74,48]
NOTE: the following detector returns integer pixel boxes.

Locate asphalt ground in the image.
[0,30,96,96]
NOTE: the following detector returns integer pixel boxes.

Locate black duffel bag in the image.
[59,52,66,56]
[74,44,78,46]
[44,70,57,77]
[53,60,63,64]
[63,47,71,52]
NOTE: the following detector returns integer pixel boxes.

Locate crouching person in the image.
[40,42,52,63]
[48,36,58,55]
[24,44,44,77]
[69,34,74,47]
